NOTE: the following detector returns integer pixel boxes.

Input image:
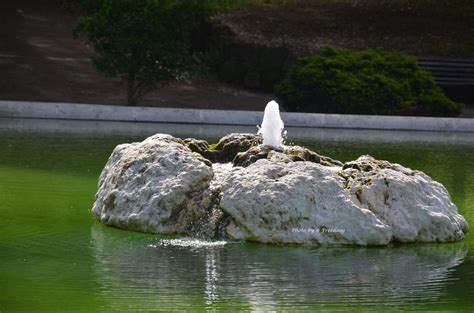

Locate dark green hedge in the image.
[275,47,463,116]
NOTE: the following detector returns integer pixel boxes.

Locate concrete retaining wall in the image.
[1,100,473,132]
[3,118,473,144]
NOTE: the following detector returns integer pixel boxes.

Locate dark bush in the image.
[275,47,463,116]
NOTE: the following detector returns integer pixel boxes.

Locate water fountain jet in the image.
[258,100,285,150]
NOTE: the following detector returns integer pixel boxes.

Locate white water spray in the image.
[258,100,285,149]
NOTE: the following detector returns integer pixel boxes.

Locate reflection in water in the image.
[90,225,468,311]
[205,251,219,305]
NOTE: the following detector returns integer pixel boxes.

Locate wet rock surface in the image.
[92,133,469,245]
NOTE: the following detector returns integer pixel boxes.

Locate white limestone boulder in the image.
[219,159,393,245]
[341,155,469,243]
[219,155,468,245]
[91,134,216,235]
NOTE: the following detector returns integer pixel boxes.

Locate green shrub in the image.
[275,47,463,116]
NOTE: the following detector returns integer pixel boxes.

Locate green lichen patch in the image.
[183,138,210,154]
[192,152,213,167]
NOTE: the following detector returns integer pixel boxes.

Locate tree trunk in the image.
[126,70,138,106]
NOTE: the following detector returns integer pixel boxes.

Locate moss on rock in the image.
[202,133,262,163]
[233,144,343,168]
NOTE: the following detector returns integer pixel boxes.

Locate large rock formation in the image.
[220,159,392,245]
[92,134,221,237]
[92,133,469,245]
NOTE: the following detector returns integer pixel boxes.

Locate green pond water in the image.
[1,119,473,312]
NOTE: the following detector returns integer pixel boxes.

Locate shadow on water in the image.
[91,225,468,311]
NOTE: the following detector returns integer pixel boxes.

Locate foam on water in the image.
[149,238,227,249]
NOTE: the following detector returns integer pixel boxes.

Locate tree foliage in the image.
[76,0,219,105]
[275,47,463,117]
